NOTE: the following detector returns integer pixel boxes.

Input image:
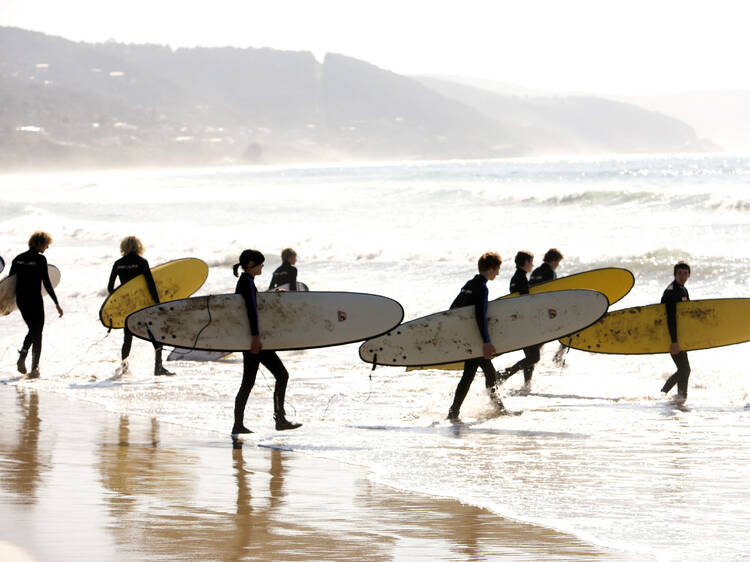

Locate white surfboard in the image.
[267,281,309,292]
[0,265,61,316]
[0,256,4,274]
[359,289,608,367]
[126,291,404,352]
[167,348,233,362]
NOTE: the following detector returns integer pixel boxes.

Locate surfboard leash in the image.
[190,294,214,351]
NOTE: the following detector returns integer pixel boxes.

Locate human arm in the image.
[107,262,118,294]
[238,276,262,352]
[662,289,680,354]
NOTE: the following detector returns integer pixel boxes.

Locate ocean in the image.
[1,154,749,560]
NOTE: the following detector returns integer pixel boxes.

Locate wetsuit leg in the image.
[450,358,480,415]
[122,329,133,360]
[504,345,540,380]
[235,351,261,427]
[18,299,44,370]
[478,358,498,388]
[662,351,691,396]
[258,351,290,415]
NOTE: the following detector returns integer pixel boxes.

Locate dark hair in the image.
[477,252,502,272]
[514,251,534,268]
[674,261,691,275]
[543,248,563,263]
[233,249,265,277]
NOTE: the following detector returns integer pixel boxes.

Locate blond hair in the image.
[281,248,297,262]
[120,236,144,256]
[28,231,52,250]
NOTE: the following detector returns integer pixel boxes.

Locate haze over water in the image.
[2,154,750,560]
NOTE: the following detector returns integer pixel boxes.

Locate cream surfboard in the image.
[0,265,61,316]
[561,298,750,354]
[359,289,609,367]
[126,291,404,352]
[100,258,209,329]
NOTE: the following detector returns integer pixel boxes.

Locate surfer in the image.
[233,249,302,434]
[11,231,63,378]
[660,261,691,401]
[107,236,174,376]
[268,248,298,291]
[501,248,564,388]
[447,252,505,421]
[499,251,538,387]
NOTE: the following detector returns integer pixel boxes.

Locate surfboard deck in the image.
[0,265,61,316]
[126,291,405,352]
[359,289,609,367]
[561,298,750,354]
[267,281,309,292]
[100,258,208,329]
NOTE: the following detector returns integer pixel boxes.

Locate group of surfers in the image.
[4,231,692,435]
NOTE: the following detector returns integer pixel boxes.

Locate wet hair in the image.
[674,261,691,275]
[514,251,534,268]
[281,248,297,262]
[233,249,265,277]
[120,236,144,256]
[477,252,502,273]
[543,248,563,263]
[28,231,52,250]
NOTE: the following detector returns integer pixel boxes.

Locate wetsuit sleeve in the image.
[289,265,298,292]
[239,277,260,335]
[474,283,491,343]
[107,262,118,294]
[510,271,529,295]
[661,288,678,343]
[9,259,16,276]
[141,260,160,303]
[39,255,58,305]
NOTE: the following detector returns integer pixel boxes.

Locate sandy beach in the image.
[0,384,624,561]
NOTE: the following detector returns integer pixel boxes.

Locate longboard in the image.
[406,268,633,371]
[268,281,309,292]
[167,348,232,362]
[561,298,750,354]
[126,291,405,352]
[0,265,61,316]
[100,258,209,329]
[359,289,609,367]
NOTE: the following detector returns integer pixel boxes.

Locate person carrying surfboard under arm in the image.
[11,231,63,378]
[447,252,505,421]
[660,261,691,401]
[107,236,174,377]
[233,249,302,434]
[268,247,298,291]
[500,248,564,390]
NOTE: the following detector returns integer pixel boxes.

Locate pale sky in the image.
[1,0,748,96]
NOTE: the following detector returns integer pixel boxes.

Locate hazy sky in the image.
[1,0,747,96]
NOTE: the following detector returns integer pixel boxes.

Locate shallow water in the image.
[1,154,750,560]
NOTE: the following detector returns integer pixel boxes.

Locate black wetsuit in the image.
[448,275,497,416]
[268,262,298,291]
[660,281,691,397]
[234,272,290,429]
[504,268,540,382]
[107,253,160,359]
[10,249,59,370]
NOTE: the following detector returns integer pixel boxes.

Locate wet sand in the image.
[0,385,625,561]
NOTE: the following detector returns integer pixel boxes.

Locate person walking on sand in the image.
[233,249,302,435]
[107,236,174,377]
[11,231,63,378]
[447,252,505,421]
[268,248,299,291]
[660,261,692,402]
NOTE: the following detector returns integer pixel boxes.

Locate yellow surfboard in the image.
[561,298,750,354]
[99,258,209,329]
[406,268,634,371]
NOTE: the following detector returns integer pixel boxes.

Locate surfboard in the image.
[501,267,634,305]
[0,265,61,316]
[99,258,209,329]
[126,291,405,352]
[359,289,609,367]
[0,256,4,274]
[560,298,750,354]
[167,348,233,362]
[406,268,634,371]
[267,281,309,292]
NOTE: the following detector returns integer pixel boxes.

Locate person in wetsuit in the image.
[11,231,63,378]
[233,249,302,435]
[499,251,538,385]
[107,236,173,376]
[447,252,505,421]
[660,261,691,401]
[268,248,298,291]
[502,248,564,388]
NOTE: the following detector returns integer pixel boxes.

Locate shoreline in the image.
[0,383,629,560]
